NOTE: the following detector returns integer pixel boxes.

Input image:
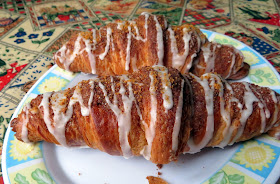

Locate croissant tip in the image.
[10,118,18,132]
[227,62,250,80]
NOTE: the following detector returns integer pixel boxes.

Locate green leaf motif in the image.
[214,38,239,47]
[32,38,50,45]
[18,28,24,32]
[209,171,227,184]
[228,174,245,184]
[267,78,275,84]
[230,158,240,165]
[255,69,264,76]
[31,169,54,184]
[271,29,280,43]
[49,29,55,33]
[0,59,6,66]
[9,35,15,38]
[0,116,4,123]
[263,73,272,78]
[15,173,30,184]
[31,40,41,44]
[249,75,263,83]
[40,38,50,44]
[6,117,11,124]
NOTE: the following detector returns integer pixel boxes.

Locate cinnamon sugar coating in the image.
[11,66,280,164]
[54,13,249,80]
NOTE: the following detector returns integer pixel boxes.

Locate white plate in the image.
[3,30,280,184]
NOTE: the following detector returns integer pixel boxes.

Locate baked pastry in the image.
[146,176,168,184]
[53,13,248,79]
[11,66,279,164]
[191,42,250,80]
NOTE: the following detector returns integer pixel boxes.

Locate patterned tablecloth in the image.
[0,0,279,183]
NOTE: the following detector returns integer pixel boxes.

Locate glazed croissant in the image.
[11,66,280,164]
[53,13,249,80]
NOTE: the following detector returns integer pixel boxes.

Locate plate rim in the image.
[2,29,280,184]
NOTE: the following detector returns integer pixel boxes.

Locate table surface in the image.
[0,0,280,183]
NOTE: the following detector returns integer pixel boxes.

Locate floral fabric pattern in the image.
[0,0,280,184]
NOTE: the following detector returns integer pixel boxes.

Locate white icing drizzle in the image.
[117,22,124,30]
[185,53,197,73]
[194,30,201,51]
[153,66,173,112]
[153,15,164,65]
[99,27,112,60]
[131,57,138,71]
[208,76,230,148]
[225,46,236,79]
[251,87,270,133]
[89,29,97,74]
[118,77,135,158]
[216,82,238,147]
[98,77,134,158]
[51,91,75,146]
[141,12,150,42]
[54,34,83,71]
[39,91,81,146]
[195,65,205,69]
[98,31,101,39]
[182,30,201,73]
[203,43,217,73]
[54,31,99,74]
[271,91,279,127]
[144,13,149,39]
[54,45,67,67]
[129,20,146,41]
[111,31,115,51]
[266,91,279,131]
[88,80,95,109]
[125,26,132,71]
[39,92,55,141]
[230,83,260,144]
[168,27,192,70]
[122,75,143,120]
[38,73,144,152]
[186,74,214,153]
[21,103,31,143]
[69,34,82,66]
[231,48,244,76]
[141,71,158,160]
[172,79,184,151]
[164,18,168,29]
[39,82,97,146]
[72,83,90,116]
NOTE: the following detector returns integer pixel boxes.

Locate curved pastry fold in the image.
[11,66,280,164]
[190,42,246,79]
[53,13,248,79]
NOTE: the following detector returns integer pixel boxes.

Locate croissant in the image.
[11,66,280,164]
[53,13,248,80]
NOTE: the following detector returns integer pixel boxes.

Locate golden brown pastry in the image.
[53,13,248,79]
[146,176,169,184]
[11,66,279,164]
[191,42,248,79]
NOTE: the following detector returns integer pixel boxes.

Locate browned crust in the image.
[191,42,245,79]
[146,176,169,184]
[11,66,280,164]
